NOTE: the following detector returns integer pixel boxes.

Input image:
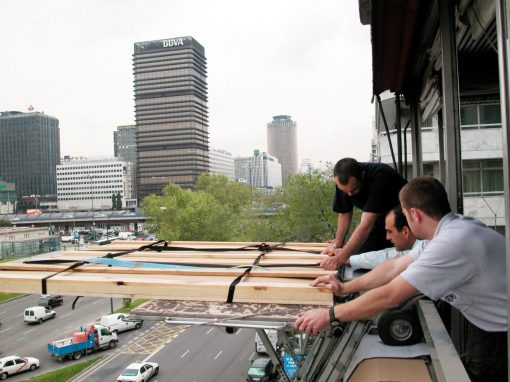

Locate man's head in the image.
[385,205,417,251]
[399,176,451,238]
[333,158,364,196]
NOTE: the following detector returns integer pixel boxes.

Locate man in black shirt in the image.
[321,158,407,270]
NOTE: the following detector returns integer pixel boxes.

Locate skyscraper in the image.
[0,111,60,198]
[133,36,209,200]
[267,115,298,184]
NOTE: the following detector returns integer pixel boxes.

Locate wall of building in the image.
[57,158,133,210]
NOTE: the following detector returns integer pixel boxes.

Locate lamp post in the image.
[89,175,95,241]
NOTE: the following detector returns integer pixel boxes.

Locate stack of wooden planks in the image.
[0,241,334,306]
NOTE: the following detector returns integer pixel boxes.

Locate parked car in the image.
[0,355,40,380]
[246,357,277,382]
[38,295,63,309]
[24,306,56,324]
[100,313,143,334]
[116,361,159,382]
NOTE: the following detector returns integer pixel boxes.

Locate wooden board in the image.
[0,241,334,306]
[134,300,324,321]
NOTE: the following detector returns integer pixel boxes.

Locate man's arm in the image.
[294,276,419,335]
[321,211,378,269]
[334,212,352,248]
[312,254,413,295]
[348,247,400,271]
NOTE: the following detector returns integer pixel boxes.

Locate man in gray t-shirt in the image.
[294,177,507,381]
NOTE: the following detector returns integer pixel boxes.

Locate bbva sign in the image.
[163,38,184,48]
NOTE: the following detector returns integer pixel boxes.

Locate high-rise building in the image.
[56,158,135,210]
[133,36,209,200]
[209,149,235,181]
[0,111,60,198]
[234,150,282,190]
[114,125,137,199]
[267,115,298,185]
[114,125,137,163]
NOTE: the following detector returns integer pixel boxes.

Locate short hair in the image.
[399,176,451,220]
[389,204,408,231]
[333,158,363,184]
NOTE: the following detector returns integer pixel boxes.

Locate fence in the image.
[0,237,61,259]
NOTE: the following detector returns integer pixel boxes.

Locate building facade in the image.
[133,36,209,200]
[374,93,505,234]
[114,124,137,200]
[0,111,60,198]
[209,149,235,180]
[56,158,134,210]
[267,115,298,184]
[234,151,282,190]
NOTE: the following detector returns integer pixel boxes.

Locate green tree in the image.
[142,176,248,241]
[116,192,123,210]
[195,173,250,213]
[111,193,117,211]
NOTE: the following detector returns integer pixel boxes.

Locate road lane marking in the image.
[60,312,72,319]
[206,327,214,334]
[235,328,243,335]
[214,350,223,360]
[249,352,256,360]
[180,349,190,358]
[142,344,165,362]
[0,327,12,334]
[0,310,7,315]
[25,328,37,334]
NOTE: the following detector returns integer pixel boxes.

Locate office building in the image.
[209,149,235,181]
[114,125,137,199]
[374,93,505,234]
[133,36,209,200]
[267,115,298,184]
[234,150,282,190]
[0,111,60,198]
[56,158,134,210]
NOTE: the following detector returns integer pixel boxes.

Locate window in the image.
[461,104,501,129]
[463,159,503,196]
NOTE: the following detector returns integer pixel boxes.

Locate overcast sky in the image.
[1,0,374,167]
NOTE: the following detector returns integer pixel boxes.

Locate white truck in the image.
[255,329,278,354]
[118,232,136,240]
[100,313,143,334]
[24,306,56,324]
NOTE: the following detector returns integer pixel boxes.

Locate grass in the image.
[0,292,23,303]
[22,355,104,381]
[114,298,147,313]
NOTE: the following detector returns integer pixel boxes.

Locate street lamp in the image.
[88,175,95,241]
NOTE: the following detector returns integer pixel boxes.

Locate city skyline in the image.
[0,0,373,166]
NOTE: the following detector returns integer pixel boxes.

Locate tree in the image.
[111,193,117,211]
[142,175,249,241]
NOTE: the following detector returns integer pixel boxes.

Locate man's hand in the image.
[294,308,329,335]
[322,242,336,255]
[310,274,344,296]
[319,247,350,270]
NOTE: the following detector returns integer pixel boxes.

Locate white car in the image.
[0,355,40,380]
[116,362,159,382]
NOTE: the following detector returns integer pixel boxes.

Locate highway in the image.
[74,325,257,381]
[0,295,264,381]
[0,294,126,381]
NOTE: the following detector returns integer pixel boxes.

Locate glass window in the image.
[461,103,501,129]
[463,159,503,196]
[479,104,500,125]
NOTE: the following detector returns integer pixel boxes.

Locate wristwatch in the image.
[329,305,341,325]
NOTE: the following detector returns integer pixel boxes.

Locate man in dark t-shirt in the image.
[321,158,407,270]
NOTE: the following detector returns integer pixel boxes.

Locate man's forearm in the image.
[335,276,418,322]
[334,213,352,247]
[342,255,413,294]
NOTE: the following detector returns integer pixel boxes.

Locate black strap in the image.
[41,260,87,295]
[226,251,267,303]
